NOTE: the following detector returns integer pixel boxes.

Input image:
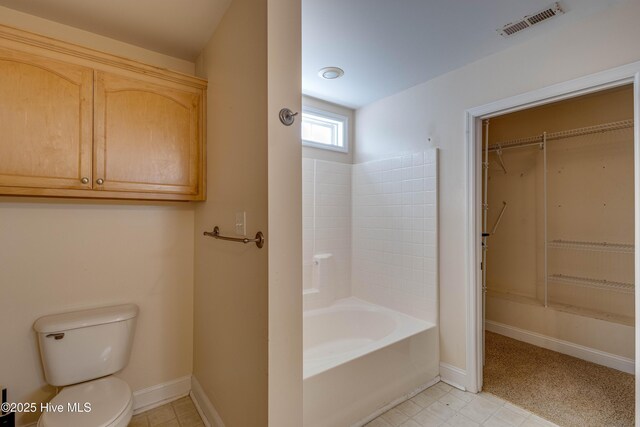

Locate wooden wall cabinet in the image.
[94,72,203,197]
[0,25,207,201]
[0,47,94,191]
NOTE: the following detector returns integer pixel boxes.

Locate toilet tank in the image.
[34,304,138,387]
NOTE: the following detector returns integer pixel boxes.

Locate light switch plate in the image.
[235,211,246,236]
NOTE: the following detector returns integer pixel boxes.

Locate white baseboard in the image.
[352,376,441,427]
[191,375,226,427]
[133,375,192,414]
[439,363,467,391]
[486,320,635,374]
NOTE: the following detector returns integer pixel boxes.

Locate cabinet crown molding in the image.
[0,23,207,89]
[0,23,207,202]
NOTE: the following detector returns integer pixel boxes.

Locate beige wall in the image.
[193,0,302,423]
[193,0,269,425]
[267,0,303,422]
[0,200,195,426]
[302,96,355,164]
[486,87,634,317]
[485,87,634,358]
[0,5,195,74]
[355,0,640,371]
[0,4,301,427]
[486,297,634,359]
[0,11,198,427]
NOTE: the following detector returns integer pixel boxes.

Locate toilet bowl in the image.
[37,377,133,427]
[34,304,139,427]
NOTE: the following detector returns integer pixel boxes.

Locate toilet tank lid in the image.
[34,304,139,333]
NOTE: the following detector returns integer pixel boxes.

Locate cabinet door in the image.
[94,71,203,197]
[0,48,93,190]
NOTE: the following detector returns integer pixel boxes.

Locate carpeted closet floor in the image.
[483,331,634,427]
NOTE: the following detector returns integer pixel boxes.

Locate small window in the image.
[301,107,348,153]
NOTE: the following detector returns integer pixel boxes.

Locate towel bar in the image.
[203,226,265,249]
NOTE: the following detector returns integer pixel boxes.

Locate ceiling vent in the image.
[498,2,565,37]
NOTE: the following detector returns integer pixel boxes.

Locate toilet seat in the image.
[38,376,133,427]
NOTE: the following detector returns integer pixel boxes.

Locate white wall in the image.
[352,150,438,323]
[355,0,640,371]
[301,96,354,311]
[0,11,198,427]
[303,158,315,290]
[302,159,351,309]
[302,150,438,322]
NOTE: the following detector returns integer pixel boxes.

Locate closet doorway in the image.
[480,85,634,426]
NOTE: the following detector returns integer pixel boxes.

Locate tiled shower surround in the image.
[303,159,352,310]
[352,150,437,322]
[302,150,437,322]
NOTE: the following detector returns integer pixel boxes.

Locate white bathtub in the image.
[303,298,438,427]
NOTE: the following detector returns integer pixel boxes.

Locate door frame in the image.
[464,60,640,414]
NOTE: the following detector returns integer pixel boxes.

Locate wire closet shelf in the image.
[482,117,636,307]
[547,274,634,294]
[548,239,634,254]
[486,119,634,152]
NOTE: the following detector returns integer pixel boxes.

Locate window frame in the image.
[301,106,349,153]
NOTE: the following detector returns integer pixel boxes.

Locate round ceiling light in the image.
[318,67,344,80]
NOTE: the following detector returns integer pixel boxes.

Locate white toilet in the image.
[33,304,139,427]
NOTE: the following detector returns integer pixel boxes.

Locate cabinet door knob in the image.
[96,178,104,185]
[81,177,89,184]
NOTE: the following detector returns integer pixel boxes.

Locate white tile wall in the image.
[352,149,438,322]
[302,157,315,291]
[302,159,352,310]
[302,150,437,319]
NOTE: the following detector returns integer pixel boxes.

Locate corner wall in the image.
[193,0,269,425]
[354,0,640,374]
[486,87,634,319]
[266,0,303,422]
[484,86,635,368]
[352,150,438,323]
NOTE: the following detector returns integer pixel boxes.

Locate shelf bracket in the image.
[496,147,507,174]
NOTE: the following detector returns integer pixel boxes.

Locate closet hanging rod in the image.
[485,119,634,153]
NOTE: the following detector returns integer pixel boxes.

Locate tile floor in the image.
[128,396,204,427]
[366,381,559,427]
[128,381,558,427]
